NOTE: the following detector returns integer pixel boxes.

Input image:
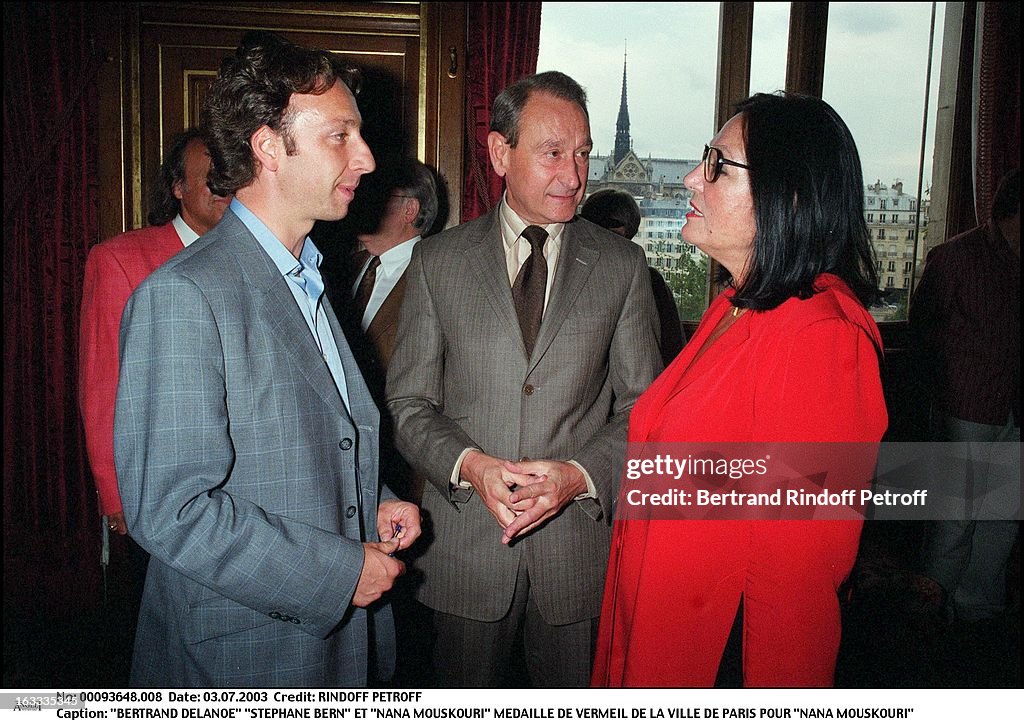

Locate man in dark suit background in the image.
[579,188,686,367]
[115,31,420,687]
[344,157,439,506]
[330,157,441,685]
[386,71,662,687]
[340,158,440,397]
[910,168,1020,626]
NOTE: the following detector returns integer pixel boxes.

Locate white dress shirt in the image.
[171,213,201,247]
[351,235,421,331]
[498,199,564,311]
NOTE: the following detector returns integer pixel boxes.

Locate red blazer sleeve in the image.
[80,224,184,515]
[79,243,135,515]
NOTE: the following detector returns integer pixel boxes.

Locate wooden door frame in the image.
[95,1,465,242]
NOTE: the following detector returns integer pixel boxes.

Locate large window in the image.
[539,2,947,325]
[537,2,720,322]
[824,2,945,320]
[750,2,790,94]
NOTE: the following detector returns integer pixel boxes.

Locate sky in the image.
[537,2,945,197]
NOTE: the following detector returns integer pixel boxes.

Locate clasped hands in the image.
[461,450,587,545]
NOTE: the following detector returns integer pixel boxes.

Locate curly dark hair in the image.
[201,31,362,197]
[727,92,879,310]
[147,128,205,226]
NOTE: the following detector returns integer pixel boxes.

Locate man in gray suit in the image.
[115,31,420,687]
[386,71,661,687]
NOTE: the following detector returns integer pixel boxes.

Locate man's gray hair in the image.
[490,71,588,148]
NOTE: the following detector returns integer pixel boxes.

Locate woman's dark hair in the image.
[202,31,362,196]
[579,189,642,240]
[147,128,204,226]
[727,92,878,309]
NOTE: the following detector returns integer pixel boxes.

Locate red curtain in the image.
[461,2,543,222]
[975,1,1020,223]
[3,2,103,614]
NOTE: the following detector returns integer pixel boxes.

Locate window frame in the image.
[700,2,958,342]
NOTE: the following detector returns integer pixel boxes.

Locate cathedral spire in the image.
[613,45,631,166]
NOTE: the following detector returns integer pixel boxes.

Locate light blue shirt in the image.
[230,199,351,414]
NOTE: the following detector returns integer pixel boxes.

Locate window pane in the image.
[823,2,945,321]
[750,2,790,95]
[538,2,719,321]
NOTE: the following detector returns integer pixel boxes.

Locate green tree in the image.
[663,253,709,322]
[894,293,909,320]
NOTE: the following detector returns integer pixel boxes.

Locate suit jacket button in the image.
[523,384,535,396]
[339,438,353,450]
[346,506,357,518]
[270,611,281,620]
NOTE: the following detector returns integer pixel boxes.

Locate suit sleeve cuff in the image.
[568,460,603,521]
[568,459,597,500]
[449,447,478,504]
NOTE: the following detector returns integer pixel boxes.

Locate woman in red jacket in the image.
[592,93,887,688]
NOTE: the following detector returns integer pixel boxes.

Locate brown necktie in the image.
[512,225,548,357]
[354,254,380,320]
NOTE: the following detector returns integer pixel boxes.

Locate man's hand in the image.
[352,539,405,607]
[500,459,587,544]
[376,499,421,551]
[460,450,535,529]
[105,511,127,536]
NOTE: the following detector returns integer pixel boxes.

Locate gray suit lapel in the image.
[530,222,598,368]
[466,212,531,358]
[323,294,377,430]
[222,215,352,422]
[260,277,353,423]
[323,294,380,510]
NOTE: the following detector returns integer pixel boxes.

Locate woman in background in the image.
[593,93,887,687]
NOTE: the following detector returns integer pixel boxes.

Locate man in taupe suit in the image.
[115,32,420,687]
[386,71,661,686]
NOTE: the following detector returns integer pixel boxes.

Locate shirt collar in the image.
[172,213,200,246]
[376,235,421,274]
[230,198,322,277]
[498,194,566,248]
